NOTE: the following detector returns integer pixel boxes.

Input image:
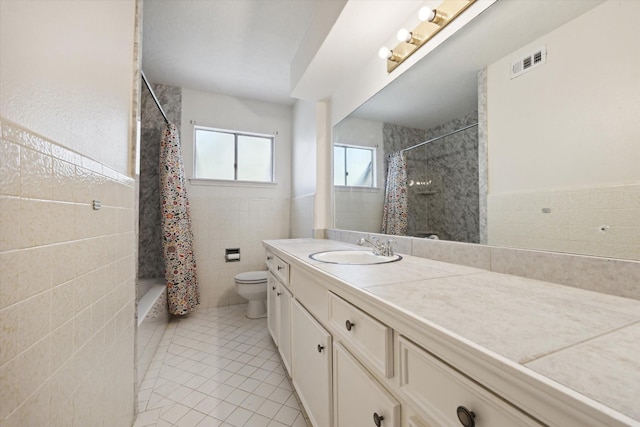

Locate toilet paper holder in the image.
[225,248,240,262]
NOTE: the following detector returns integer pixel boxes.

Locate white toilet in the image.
[234,271,268,318]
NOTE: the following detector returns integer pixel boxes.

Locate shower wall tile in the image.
[0,118,136,427]
[383,112,480,244]
[477,68,488,244]
[138,84,181,281]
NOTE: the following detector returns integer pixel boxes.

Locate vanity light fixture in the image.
[380,0,476,73]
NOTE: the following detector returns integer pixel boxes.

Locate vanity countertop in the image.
[263,238,640,426]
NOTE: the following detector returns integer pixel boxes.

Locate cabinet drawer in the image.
[334,342,400,427]
[329,292,393,378]
[397,336,541,427]
[266,251,289,285]
[290,266,328,323]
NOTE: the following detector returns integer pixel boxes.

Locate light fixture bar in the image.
[385,0,476,73]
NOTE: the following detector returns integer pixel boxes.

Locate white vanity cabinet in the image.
[276,283,292,375]
[328,292,393,379]
[334,342,400,427]
[267,273,278,342]
[266,251,292,376]
[291,299,333,427]
[264,240,640,427]
[397,336,541,427]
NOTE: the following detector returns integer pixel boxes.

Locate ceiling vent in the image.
[511,46,547,79]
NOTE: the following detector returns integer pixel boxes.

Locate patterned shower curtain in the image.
[160,123,199,315]
[382,151,408,235]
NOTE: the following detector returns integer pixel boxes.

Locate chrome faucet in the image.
[358,236,396,257]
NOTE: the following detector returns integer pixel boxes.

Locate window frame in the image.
[192,125,275,185]
[333,143,377,188]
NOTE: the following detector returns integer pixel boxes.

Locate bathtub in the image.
[136,278,169,385]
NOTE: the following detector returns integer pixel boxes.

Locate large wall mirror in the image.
[333,0,640,261]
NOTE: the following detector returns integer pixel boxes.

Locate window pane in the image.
[334,146,346,186]
[346,147,373,187]
[194,130,235,179]
[237,135,273,182]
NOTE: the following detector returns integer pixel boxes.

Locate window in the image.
[194,127,274,182]
[334,144,375,187]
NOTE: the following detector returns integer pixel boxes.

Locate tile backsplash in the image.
[326,228,640,301]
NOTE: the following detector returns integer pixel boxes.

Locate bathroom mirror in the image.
[333,0,640,261]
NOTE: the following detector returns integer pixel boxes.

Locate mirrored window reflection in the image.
[334,144,375,187]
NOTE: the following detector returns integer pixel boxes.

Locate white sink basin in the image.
[309,250,402,265]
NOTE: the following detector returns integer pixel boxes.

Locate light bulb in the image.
[397,28,411,43]
[418,6,435,22]
[378,46,392,60]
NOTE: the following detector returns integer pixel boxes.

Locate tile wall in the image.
[0,118,137,426]
[189,195,291,309]
[138,83,183,280]
[326,228,640,301]
[487,184,640,261]
[383,112,480,243]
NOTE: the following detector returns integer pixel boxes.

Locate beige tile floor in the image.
[134,304,310,427]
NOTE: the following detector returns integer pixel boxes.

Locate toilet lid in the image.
[235,271,268,283]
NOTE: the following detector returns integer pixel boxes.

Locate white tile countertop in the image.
[263,238,640,426]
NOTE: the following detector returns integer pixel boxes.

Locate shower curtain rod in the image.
[401,123,478,153]
[141,69,170,125]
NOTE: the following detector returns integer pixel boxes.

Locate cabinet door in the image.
[277,282,292,376]
[267,273,278,343]
[334,342,400,427]
[292,299,332,427]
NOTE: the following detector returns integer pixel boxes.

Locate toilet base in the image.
[246,300,267,319]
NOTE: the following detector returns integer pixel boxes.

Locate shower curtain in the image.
[160,123,199,315]
[382,151,408,235]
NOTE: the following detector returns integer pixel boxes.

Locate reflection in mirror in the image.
[333,0,640,261]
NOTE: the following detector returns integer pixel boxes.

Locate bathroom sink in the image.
[309,250,402,265]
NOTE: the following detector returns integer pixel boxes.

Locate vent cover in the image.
[511,46,547,79]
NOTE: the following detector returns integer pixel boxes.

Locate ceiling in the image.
[141,0,424,106]
[142,0,321,105]
[142,0,604,122]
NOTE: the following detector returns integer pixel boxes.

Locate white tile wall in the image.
[488,185,640,261]
[189,195,290,309]
[0,119,137,426]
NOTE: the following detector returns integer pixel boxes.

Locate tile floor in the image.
[134,304,310,427]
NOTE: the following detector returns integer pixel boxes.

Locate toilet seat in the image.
[235,271,268,284]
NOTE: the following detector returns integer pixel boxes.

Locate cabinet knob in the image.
[373,412,384,426]
[277,292,282,297]
[272,286,276,291]
[456,406,475,427]
[267,256,273,260]
[345,320,355,331]
[277,265,283,271]
[317,344,325,353]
